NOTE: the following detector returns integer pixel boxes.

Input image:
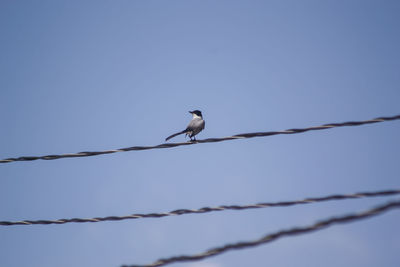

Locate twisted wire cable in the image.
[1,114,399,164]
[1,189,399,226]
[121,199,400,267]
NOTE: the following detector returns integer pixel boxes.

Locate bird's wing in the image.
[186,118,205,136]
[186,118,204,131]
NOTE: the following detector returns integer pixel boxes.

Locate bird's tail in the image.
[165,130,186,141]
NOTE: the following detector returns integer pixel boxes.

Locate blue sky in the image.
[1,1,400,267]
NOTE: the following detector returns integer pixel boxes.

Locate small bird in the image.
[165,110,205,141]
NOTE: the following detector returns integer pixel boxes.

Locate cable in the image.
[121,199,400,267]
[1,114,399,164]
[1,189,399,226]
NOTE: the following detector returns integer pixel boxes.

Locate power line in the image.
[1,114,399,164]
[121,199,400,267]
[1,189,399,226]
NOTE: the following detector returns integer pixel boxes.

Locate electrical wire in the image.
[121,199,400,267]
[1,114,399,164]
[1,189,399,226]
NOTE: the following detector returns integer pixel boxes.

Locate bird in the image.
[165,110,205,141]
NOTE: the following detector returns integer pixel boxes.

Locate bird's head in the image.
[189,110,203,118]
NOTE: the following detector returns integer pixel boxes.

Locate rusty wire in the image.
[1,189,399,226]
[1,114,399,164]
[121,199,400,267]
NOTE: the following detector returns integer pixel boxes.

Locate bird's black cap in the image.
[189,110,202,117]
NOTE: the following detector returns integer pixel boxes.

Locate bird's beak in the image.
[188,111,193,114]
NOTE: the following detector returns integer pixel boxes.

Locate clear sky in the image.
[1,1,400,267]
